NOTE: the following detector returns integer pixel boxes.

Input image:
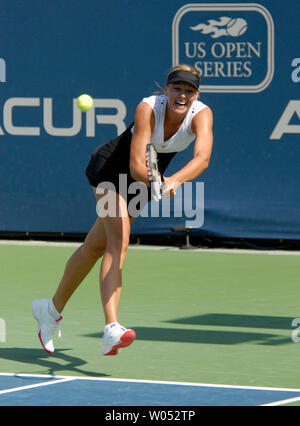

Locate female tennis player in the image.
[32,64,214,356]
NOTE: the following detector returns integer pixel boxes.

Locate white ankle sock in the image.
[104,321,119,331]
[48,299,62,320]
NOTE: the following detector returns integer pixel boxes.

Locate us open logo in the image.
[172,3,274,93]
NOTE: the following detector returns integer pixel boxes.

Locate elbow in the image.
[202,158,210,171]
[129,165,137,181]
[129,159,140,181]
[130,160,149,186]
[195,155,210,174]
[130,169,139,181]
[195,151,210,173]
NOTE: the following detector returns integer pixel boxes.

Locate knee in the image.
[106,234,130,259]
[82,240,105,260]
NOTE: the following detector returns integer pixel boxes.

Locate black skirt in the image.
[85,123,176,215]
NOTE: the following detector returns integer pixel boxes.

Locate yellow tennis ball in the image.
[77,94,94,111]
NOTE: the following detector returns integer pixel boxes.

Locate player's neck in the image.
[165,105,185,127]
[164,107,185,141]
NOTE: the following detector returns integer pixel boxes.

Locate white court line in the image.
[261,395,300,406]
[0,240,81,248]
[0,377,75,396]
[1,373,300,394]
[0,239,300,255]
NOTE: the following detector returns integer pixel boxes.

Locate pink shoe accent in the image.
[104,348,119,356]
[113,329,136,350]
[103,330,136,356]
[38,330,54,354]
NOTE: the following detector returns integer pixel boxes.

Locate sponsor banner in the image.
[172,3,274,92]
[0,1,299,239]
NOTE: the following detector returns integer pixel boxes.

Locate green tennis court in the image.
[0,242,299,405]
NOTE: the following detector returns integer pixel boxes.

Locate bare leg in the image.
[52,187,134,324]
[95,188,132,325]
[52,217,107,313]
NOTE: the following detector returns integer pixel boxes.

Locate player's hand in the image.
[162,176,180,199]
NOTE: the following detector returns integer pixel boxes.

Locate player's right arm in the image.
[130,102,155,186]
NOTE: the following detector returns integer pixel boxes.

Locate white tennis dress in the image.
[140,94,208,153]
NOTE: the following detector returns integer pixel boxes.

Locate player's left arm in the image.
[163,107,213,195]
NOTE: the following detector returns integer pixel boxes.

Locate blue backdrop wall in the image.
[0,0,299,239]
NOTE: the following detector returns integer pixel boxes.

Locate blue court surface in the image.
[1,373,300,406]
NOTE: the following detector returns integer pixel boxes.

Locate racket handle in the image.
[151,181,162,201]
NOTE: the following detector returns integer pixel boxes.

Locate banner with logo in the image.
[0,1,299,239]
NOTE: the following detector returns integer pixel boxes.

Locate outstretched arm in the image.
[163,107,213,197]
[129,102,155,186]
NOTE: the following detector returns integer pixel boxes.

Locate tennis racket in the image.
[146,143,162,201]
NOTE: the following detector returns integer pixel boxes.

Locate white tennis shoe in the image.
[101,322,136,356]
[31,299,62,354]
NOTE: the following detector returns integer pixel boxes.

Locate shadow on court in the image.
[166,313,294,330]
[0,348,109,378]
[85,326,291,346]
